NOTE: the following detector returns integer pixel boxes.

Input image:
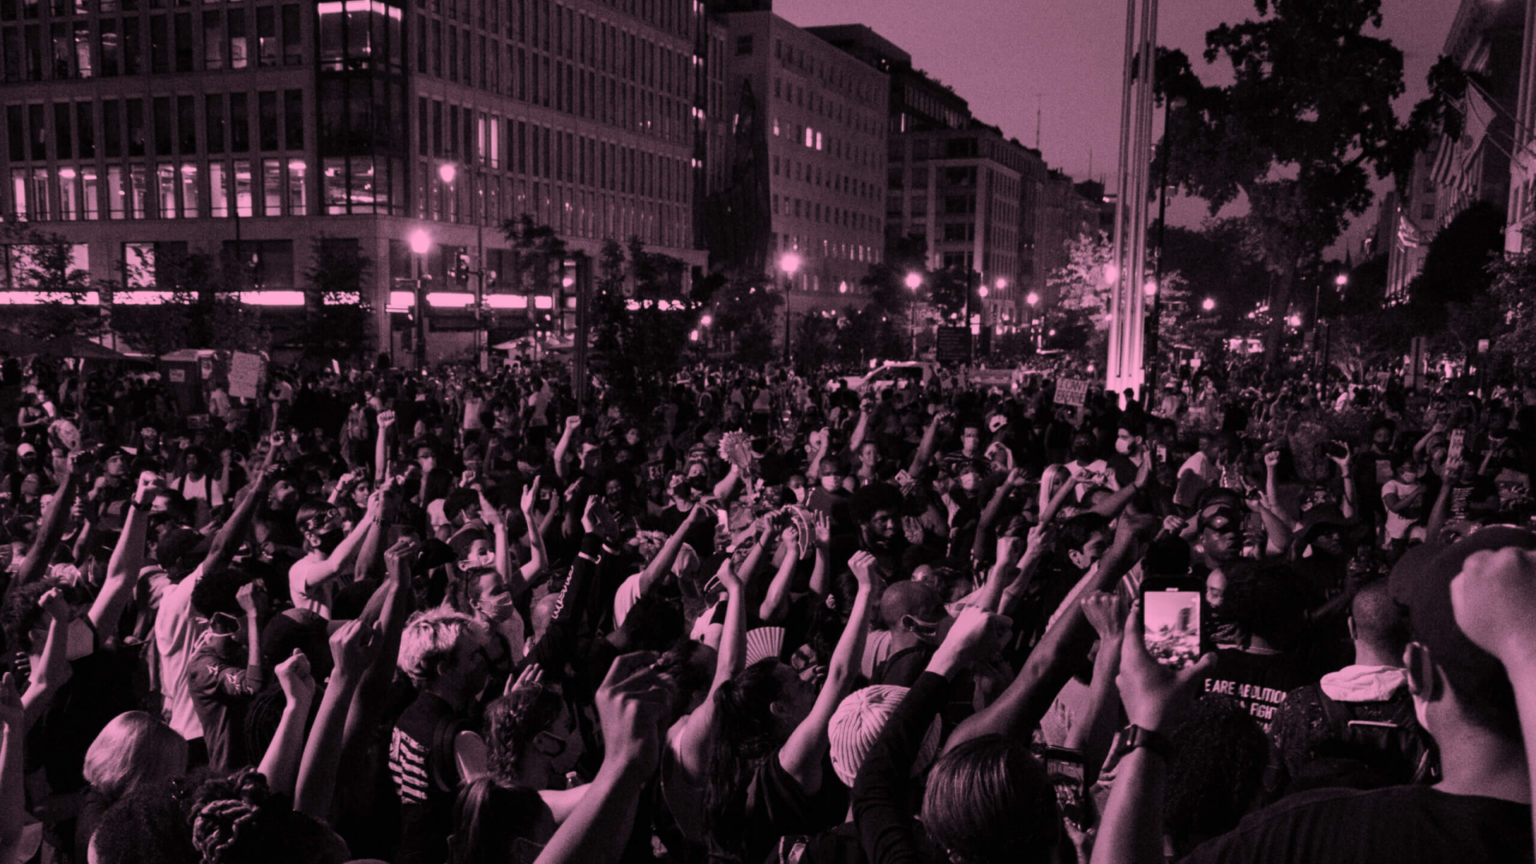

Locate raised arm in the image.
[1329,448,1357,521]
[374,410,394,486]
[0,675,24,862]
[22,589,73,733]
[89,473,162,638]
[972,469,1024,563]
[671,559,747,780]
[907,410,948,476]
[758,525,802,624]
[13,457,85,590]
[778,550,875,790]
[259,650,316,797]
[516,480,549,592]
[294,619,382,824]
[205,465,275,578]
[296,492,382,592]
[808,511,832,598]
[553,415,582,482]
[636,503,711,599]
[533,654,670,864]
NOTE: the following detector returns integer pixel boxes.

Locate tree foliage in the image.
[1161,0,1407,361]
[0,222,95,340]
[1407,201,1504,307]
[300,237,374,363]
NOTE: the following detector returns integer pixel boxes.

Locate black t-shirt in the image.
[1201,649,1312,735]
[712,753,848,864]
[391,692,468,864]
[1182,785,1531,864]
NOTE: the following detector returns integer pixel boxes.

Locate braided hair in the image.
[185,768,343,864]
[484,686,565,786]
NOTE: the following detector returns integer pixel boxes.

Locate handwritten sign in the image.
[228,352,264,400]
[1054,378,1090,407]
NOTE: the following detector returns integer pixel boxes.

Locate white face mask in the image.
[959,472,978,492]
[462,550,496,571]
[820,475,841,492]
[1115,437,1136,455]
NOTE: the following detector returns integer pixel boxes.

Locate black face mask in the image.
[688,475,711,494]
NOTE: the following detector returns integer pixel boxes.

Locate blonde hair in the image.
[397,604,487,684]
[83,711,188,802]
[1039,464,1072,513]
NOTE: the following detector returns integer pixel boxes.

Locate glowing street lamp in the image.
[407,229,434,369]
[1202,297,1216,313]
[700,314,713,327]
[409,228,432,256]
[905,272,923,291]
[780,251,802,364]
[904,272,923,358]
[437,163,457,184]
[1335,273,1349,287]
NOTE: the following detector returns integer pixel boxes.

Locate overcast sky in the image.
[775,0,1462,254]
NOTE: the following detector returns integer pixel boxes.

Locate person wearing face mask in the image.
[187,573,269,773]
[942,421,991,482]
[7,442,41,501]
[1067,430,1116,505]
[287,493,384,620]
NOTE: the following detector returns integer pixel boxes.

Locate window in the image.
[103,99,121,157]
[27,103,44,161]
[99,19,119,75]
[232,159,252,215]
[128,163,146,217]
[153,96,171,156]
[51,22,69,79]
[206,94,225,152]
[286,158,304,214]
[281,4,300,65]
[107,165,124,217]
[256,5,275,66]
[229,92,248,151]
[126,97,145,156]
[258,91,277,150]
[177,95,195,153]
[174,11,191,70]
[76,102,93,157]
[80,166,97,219]
[284,90,302,150]
[156,163,175,217]
[122,17,139,73]
[209,161,227,215]
[179,163,197,217]
[228,7,245,68]
[54,102,71,159]
[149,14,167,72]
[73,21,89,76]
[261,158,279,214]
[202,10,222,68]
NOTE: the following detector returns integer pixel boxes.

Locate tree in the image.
[300,237,374,363]
[1489,226,1536,372]
[710,275,781,366]
[1050,231,1116,340]
[1161,0,1407,362]
[0,222,95,339]
[1408,200,1505,307]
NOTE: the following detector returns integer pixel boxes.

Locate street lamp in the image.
[1335,273,1349,288]
[1202,297,1216,313]
[780,251,802,365]
[408,229,433,369]
[437,161,490,369]
[905,272,923,359]
[1026,291,1041,351]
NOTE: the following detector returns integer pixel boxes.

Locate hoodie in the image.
[1319,664,1407,703]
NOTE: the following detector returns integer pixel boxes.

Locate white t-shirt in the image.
[613,572,645,628]
[153,563,208,741]
[1381,479,1422,540]
[289,555,340,620]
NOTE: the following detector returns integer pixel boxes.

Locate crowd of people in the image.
[0,351,1532,864]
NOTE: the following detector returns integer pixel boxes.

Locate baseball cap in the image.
[15,443,35,458]
[1389,527,1536,730]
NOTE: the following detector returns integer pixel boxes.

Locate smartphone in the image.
[1042,747,1091,830]
[1141,576,1204,670]
[1448,429,1466,465]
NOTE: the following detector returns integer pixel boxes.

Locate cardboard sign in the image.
[228,352,264,400]
[1055,378,1090,407]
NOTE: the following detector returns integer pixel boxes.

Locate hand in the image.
[565,415,583,433]
[1023,521,1055,561]
[520,478,541,516]
[366,487,387,513]
[687,499,717,525]
[329,619,383,682]
[134,472,165,507]
[582,496,619,539]
[813,510,831,550]
[67,449,95,479]
[479,494,502,529]
[236,581,267,617]
[506,662,545,699]
[384,536,420,581]
[931,606,1012,674]
[1081,590,1126,643]
[462,469,478,488]
[1116,600,1216,732]
[1005,467,1028,488]
[1161,515,1187,536]
[1451,547,1536,669]
[996,535,1023,568]
[39,587,70,623]
[378,410,396,429]
[274,649,316,705]
[593,651,674,775]
[714,558,742,594]
[1264,449,1281,469]
[848,550,878,590]
[0,673,21,729]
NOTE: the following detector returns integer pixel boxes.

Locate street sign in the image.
[937,326,971,364]
[1055,378,1090,407]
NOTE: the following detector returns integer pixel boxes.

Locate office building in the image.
[711,8,887,326]
[0,0,709,362]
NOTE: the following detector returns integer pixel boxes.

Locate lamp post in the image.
[1027,291,1040,351]
[438,162,488,370]
[1202,297,1216,313]
[905,271,923,359]
[409,228,433,370]
[780,251,802,366]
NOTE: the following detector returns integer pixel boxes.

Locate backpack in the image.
[1289,687,1437,793]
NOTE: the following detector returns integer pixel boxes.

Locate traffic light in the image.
[454,252,471,286]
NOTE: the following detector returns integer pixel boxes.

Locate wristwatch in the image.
[1112,724,1173,761]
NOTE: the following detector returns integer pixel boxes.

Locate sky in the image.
[774,0,1462,255]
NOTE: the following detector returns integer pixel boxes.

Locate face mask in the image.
[1115,437,1135,456]
[958,472,977,492]
[480,591,514,620]
[462,550,496,571]
[820,474,841,492]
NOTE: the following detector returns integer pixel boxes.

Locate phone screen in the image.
[1448,429,1466,465]
[1143,585,1203,670]
[1042,747,1090,830]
